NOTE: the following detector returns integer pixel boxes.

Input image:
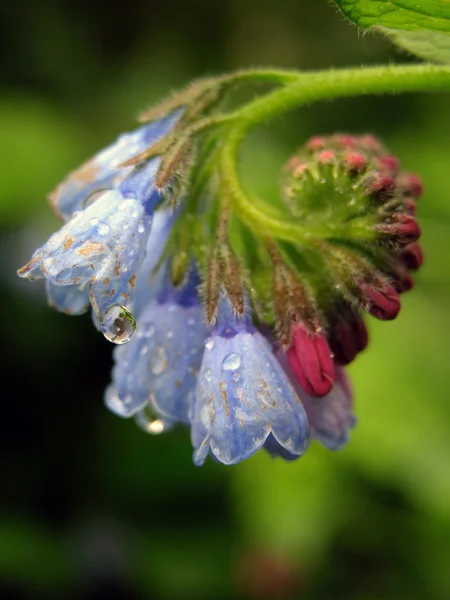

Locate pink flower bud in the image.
[398,173,423,199]
[391,213,421,244]
[401,242,423,270]
[366,173,396,201]
[391,268,414,294]
[330,309,368,365]
[294,163,309,177]
[403,197,416,215]
[287,324,335,397]
[307,136,326,151]
[360,281,401,320]
[375,213,421,245]
[317,150,335,164]
[343,152,366,174]
[376,155,399,175]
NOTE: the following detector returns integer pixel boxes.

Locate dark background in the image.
[1,1,450,598]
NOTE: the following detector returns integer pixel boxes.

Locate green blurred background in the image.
[2,1,450,598]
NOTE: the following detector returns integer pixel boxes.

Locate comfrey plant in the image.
[18,1,450,465]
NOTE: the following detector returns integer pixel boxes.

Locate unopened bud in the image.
[287,323,335,397]
[398,173,423,199]
[401,242,424,270]
[376,155,400,175]
[330,307,368,365]
[359,280,401,320]
[343,152,366,174]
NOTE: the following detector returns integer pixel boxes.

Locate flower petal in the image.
[105,298,208,420]
[51,114,181,220]
[46,280,90,315]
[191,330,309,466]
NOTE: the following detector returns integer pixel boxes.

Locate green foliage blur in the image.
[1,1,450,598]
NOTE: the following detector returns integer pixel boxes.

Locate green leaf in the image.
[335,1,450,63]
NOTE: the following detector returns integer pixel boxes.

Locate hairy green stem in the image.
[231,63,450,130]
[219,63,450,237]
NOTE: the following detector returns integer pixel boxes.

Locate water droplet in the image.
[242,345,249,352]
[166,329,174,339]
[139,345,149,356]
[131,210,138,218]
[89,217,99,226]
[205,339,215,350]
[97,223,110,236]
[204,368,212,382]
[137,221,145,234]
[134,408,167,435]
[151,346,168,375]
[187,317,195,326]
[221,352,241,371]
[100,304,136,344]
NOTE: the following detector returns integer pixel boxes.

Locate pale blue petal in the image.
[263,434,301,461]
[105,299,208,420]
[300,385,356,450]
[46,280,90,315]
[191,330,309,466]
[276,351,355,451]
[52,113,181,219]
[19,190,153,321]
[132,208,175,317]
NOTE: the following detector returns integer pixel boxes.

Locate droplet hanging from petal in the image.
[100,304,136,344]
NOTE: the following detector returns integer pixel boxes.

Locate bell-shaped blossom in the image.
[191,293,310,466]
[18,161,165,339]
[276,350,355,453]
[105,268,209,422]
[131,207,177,318]
[300,367,355,450]
[50,114,181,220]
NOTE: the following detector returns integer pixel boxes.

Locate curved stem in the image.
[230,63,450,132]
[220,127,312,243]
[218,63,450,239]
[216,67,306,85]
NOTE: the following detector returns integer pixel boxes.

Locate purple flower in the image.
[276,350,355,452]
[18,115,181,343]
[191,293,310,466]
[49,115,181,220]
[105,269,209,424]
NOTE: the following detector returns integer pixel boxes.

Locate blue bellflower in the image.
[18,116,181,341]
[191,293,310,466]
[105,268,209,425]
[276,351,355,452]
[49,114,181,221]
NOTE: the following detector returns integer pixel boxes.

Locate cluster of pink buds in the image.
[281,133,423,396]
